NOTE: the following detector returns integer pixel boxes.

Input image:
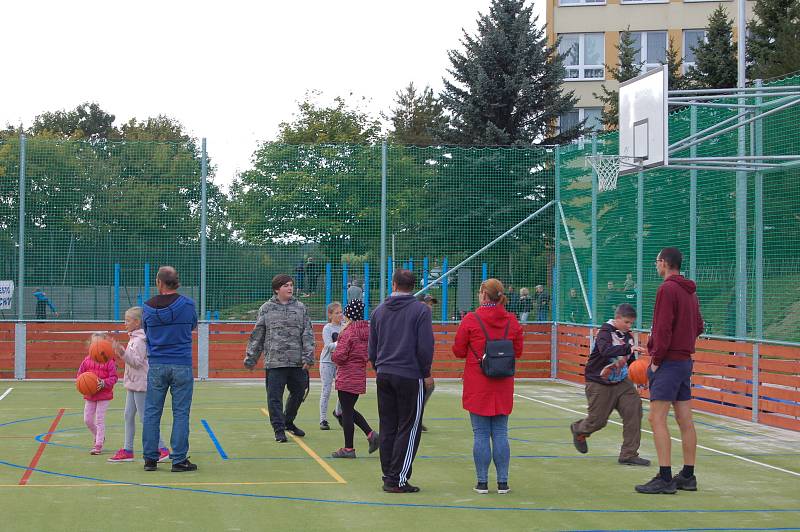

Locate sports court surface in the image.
[1,380,798,531]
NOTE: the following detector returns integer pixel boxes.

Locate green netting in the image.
[1,74,798,344]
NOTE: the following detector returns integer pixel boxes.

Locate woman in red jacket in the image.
[453,279,523,495]
[331,299,380,458]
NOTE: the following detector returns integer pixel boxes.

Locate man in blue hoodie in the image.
[369,269,434,493]
[141,266,198,473]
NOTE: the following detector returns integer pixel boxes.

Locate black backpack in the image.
[469,313,516,378]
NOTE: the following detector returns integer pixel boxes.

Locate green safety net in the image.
[1,74,798,344]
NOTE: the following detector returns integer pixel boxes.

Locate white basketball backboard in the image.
[619,65,668,174]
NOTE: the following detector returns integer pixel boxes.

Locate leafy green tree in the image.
[747,0,800,79]
[388,83,448,145]
[30,102,119,140]
[229,94,383,259]
[440,0,581,145]
[594,29,641,130]
[687,6,737,89]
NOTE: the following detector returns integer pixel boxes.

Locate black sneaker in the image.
[497,482,511,494]
[275,430,288,443]
[570,422,588,454]
[171,459,198,472]
[635,476,677,494]
[473,482,489,494]
[320,420,330,431]
[619,456,651,466]
[673,473,698,491]
[367,431,380,454]
[286,423,305,437]
[144,458,157,472]
[333,410,343,427]
[383,482,420,493]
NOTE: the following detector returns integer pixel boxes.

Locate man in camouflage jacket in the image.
[244,274,315,442]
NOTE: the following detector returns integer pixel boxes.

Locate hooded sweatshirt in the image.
[122,328,149,392]
[584,320,635,385]
[142,293,198,366]
[646,274,704,366]
[368,294,434,380]
[332,320,370,394]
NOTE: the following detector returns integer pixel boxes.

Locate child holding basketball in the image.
[108,307,169,463]
[330,299,379,458]
[77,333,119,455]
[570,303,650,466]
[319,302,344,430]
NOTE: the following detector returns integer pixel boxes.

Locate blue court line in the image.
[200,419,228,460]
[1,459,799,515]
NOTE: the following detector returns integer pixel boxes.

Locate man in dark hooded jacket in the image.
[369,270,434,493]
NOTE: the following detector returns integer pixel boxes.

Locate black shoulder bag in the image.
[469,313,516,378]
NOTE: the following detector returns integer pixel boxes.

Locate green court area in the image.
[0,380,798,531]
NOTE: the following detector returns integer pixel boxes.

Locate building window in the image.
[559,0,605,5]
[559,107,604,134]
[683,29,707,72]
[559,33,605,80]
[630,31,667,73]
[620,0,668,4]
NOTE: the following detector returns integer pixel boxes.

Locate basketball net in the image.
[585,155,641,192]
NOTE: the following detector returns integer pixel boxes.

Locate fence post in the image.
[200,138,208,320]
[198,322,209,380]
[752,79,764,423]
[590,133,598,328]
[423,257,429,288]
[481,263,487,282]
[114,263,120,321]
[689,105,698,282]
[380,140,387,304]
[363,262,370,319]
[17,134,25,322]
[342,263,349,305]
[551,146,561,379]
[636,167,644,329]
[325,263,332,307]
[15,323,25,380]
[441,257,448,323]
[387,256,393,295]
[143,262,150,302]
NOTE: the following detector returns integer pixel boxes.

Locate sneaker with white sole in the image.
[89,445,102,455]
[158,447,170,463]
[107,449,133,462]
[497,482,511,494]
[473,482,489,494]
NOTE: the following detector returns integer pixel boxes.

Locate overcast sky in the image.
[4,1,546,188]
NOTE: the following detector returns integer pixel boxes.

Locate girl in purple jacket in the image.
[330,300,379,458]
[77,333,119,455]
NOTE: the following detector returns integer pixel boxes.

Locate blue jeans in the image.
[469,413,510,483]
[143,364,194,463]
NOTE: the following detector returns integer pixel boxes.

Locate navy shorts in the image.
[648,359,693,402]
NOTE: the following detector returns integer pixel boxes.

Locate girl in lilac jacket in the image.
[77,333,119,455]
[108,307,168,463]
[330,299,379,458]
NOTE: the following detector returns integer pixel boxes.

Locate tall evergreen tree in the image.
[388,83,448,145]
[440,0,580,145]
[687,6,738,89]
[747,0,800,80]
[662,36,688,90]
[594,29,641,130]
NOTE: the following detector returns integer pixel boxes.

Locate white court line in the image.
[0,388,12,402]
[514,392,800,478]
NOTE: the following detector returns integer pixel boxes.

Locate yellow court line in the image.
[259,407,346,484]
[0,480,340,488]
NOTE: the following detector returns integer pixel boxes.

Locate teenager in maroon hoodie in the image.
[635,247,704,495]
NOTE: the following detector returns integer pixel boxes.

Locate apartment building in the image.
[546,0,754,132]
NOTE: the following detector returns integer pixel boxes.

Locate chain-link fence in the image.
[2,75,799,346]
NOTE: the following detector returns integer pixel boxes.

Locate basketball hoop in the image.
[585,155,642,191]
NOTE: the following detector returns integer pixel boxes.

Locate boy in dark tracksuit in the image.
[369,270,434,493]
[570,303,650,466]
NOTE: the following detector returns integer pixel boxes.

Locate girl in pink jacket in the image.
[330,299,379,458]
[108,307,168,463]
[77,333,119,455]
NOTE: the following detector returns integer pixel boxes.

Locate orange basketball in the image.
[89,338,114,363]
[628,357,650,385]
[76,371,100,396]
